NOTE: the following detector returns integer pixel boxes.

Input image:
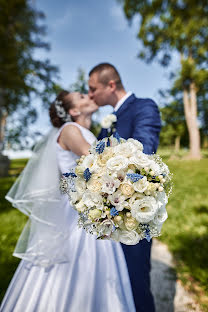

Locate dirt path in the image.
[150,239,202,312]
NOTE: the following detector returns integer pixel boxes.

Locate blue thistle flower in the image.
[107,138,111,147]
[126,173,144,183]
[83,168,91,182]
[113,131,121,142]
[145,226,151,242]
[63,172,77,178]
[96,141,105,154]
[110,207,119,216]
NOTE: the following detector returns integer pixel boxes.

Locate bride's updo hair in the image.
[49,90,74,128]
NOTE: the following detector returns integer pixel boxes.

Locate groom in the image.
[88,63,161,312]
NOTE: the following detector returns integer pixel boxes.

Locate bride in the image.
[0,90,135,312]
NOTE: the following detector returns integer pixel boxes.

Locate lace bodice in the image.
[56,122,97,173]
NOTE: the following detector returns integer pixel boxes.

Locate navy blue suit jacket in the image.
[98,93,161,155]
[98,94,161,312]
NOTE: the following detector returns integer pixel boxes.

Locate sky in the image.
[32,0,178,134]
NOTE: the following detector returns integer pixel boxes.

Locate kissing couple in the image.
[1,63,161,312]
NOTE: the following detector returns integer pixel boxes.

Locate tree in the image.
[0,0,59,151]
[159,93,187,152]
[119,0,208,159]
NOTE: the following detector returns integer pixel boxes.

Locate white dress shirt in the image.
[114,91,133,112]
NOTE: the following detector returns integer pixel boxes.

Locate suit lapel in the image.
[115,94,136,118]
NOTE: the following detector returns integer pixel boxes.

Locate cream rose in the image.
[87,175,102,192]
[97,148,114,167]
[124,217,139,231]
[120,182,135,197]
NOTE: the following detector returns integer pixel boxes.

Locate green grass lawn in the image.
[159,158,208,310]
[0,159,28,302]
[0,157,208,310]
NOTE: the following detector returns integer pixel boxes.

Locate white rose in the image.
[129,152,152,169]
[75,178,86,194]
[115,229,141,245]
[87,175,102,192]
[131,196,158,223]
[133,176,149,193]
[106,155,128,172]
[114,142,137,158]
[127,138,143,151]
[153,192,168,225]
[75,164,85,175]
[129,193,145,206]
[101,114,116,128]
[153,206,168,225]
[82,190,103,208]
[148,160,161,176]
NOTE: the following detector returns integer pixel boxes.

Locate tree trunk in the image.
[174,135,180,153]
[183,83,201,159]
[0,110,7,151]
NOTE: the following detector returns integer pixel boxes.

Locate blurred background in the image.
[0,0,207,311]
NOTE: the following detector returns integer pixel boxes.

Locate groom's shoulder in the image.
[131,94,158,110]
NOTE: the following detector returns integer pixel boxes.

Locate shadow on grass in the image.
[151,259,177,312]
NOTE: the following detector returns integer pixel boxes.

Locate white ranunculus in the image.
[129,152,152,170]
[115,229,141,245]
[108,190,127,211]
[127,138,143,151]
[114,142,137,158]
[106,155,129,172]
[101,175,121,194]
[131,196,158,223]
[133,176,149,193]
[82,190,103,208]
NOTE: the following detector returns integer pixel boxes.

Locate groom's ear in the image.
[108,80,117,92]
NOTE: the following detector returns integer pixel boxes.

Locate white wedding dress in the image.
[0,122,135,312]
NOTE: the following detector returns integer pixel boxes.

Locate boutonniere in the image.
[101,113,117,130]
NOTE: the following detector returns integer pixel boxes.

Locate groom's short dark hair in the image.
[89,63,124,90]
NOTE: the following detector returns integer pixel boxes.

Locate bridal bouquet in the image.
[60,135,172,245]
